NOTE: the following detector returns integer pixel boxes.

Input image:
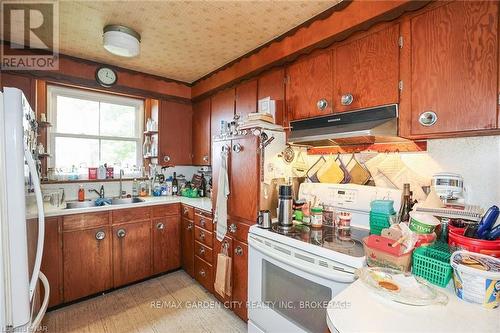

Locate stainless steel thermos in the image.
[278,185,293,227]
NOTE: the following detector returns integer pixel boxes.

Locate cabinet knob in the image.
[117,228,126,238]
[183,207,189,215]
[418,111,438,127]
[229,223,237,234]
[187,223,193,230]
[199,247,205,255]
[203,155,209,162]
[340,94,354,106]
[235,246,243,256]
[232,143,242,153]
[95,230,106,241]
[200,218,206,227]
[199,269,206,277]
[163,155,171,163]
[200,231,205,240]
[316,98,329,111]
[156,222,164,230]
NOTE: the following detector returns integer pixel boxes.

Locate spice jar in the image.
[311,207,323,228]
[337,212,352,241]
[323,205,336,226]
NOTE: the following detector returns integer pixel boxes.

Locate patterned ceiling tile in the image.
[57,0,342,82]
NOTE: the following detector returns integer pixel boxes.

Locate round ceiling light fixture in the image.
[103,25,141,58]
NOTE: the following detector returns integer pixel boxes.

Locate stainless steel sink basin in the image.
[110,197,145,205]
[65,200,97,209]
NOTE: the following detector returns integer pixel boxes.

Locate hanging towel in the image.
[214,247,232,298]
[215,150,230,241]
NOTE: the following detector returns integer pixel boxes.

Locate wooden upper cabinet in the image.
[0,73,35,107]
[286,50,333,121]
[63,226,112,302]
[211,88,235,140]
[112,220,152,287]
[192,98,211,165]
[408,1,499,136]
[333,23,400,112]
[228,136,259,223]
[235,79,257,121]
[258,68,285,126]
[158,100,193,166]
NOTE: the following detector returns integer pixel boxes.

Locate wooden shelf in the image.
[38,153,51,158]
[307,141,427,155]
[143,131,158,135]
[143,156,158,159]
[38,121,52,128]
[41,177,148,185]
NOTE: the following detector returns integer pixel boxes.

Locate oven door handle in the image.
[249,237,356,283]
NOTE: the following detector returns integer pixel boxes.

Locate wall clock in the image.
[95,67,117,87]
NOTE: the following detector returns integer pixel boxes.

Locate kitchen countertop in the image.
[326,280,500,333]
[27,196,212,219]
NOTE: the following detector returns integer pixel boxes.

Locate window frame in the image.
[47,85,144,170]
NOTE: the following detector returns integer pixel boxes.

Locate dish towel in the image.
[215,150,230,241]
[214,252,232,298]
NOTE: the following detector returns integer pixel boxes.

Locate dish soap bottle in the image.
[78,185,85,202]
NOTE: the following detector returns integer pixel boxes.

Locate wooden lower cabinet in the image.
[181,217,195,277]
[112,220,152,287]
[62,226,112,302]
[152,215,181,274]
[232,239,248,321]
[194,256,214,293]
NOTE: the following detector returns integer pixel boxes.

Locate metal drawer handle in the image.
[117,228,126,238]
[200,218,206,227]
[200,269,206,277]
[187,223,193,230]
[95,231,106,240]
[199,247,205,255]
[203,155,209,162]
[316,98,328,111]
[163,155,171,163]
[235,246,243,256]
[229,223,237,233]
[419,111,438,126]
[341,94,353,106]
[183,207,189,215]
[232,143,242,153]
[156,222,164,230]
[200,231,205,240]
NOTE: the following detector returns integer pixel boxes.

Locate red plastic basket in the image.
[448,229,500,258]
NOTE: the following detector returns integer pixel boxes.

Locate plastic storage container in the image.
[363,235,412,272]
[450,251,500,309]
[448,228,500,258]
[412,246,453,288]
[369,211,392,236]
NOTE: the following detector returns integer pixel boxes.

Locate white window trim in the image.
[47,85,144,169]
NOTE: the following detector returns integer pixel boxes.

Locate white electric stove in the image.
[248,183,402,333]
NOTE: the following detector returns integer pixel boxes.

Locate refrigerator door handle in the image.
[24,149,45,301]
[29,272,50,330]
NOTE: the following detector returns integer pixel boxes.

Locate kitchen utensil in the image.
[477,205,499,239]
[448,228,500,258]
[278,185,293,227]
[257,210,272,229]
[486,224,500,240]
[281,146,295,164]
[450,251,500,309]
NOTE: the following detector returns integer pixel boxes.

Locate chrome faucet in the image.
[119,169,125,198]
[89,185,105,198]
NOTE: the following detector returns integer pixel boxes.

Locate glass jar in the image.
[323,205,336,226]
[310,207,323,228]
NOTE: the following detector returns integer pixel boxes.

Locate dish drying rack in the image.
[414,205,483,222]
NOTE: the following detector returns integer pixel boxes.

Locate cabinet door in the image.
[158,100,193,166]
[0,73,35,107]
[333,24,400,112]
[192,98,211,165]
[286,51,333,120]
[181,218,195,277]
[112,220,152,287]
[211,140,231,210]
[235,79,257,120]
[409,1,498,135]
[232,240,248,321]
[212,234,233,303]
[63,227,112,302]
[211,88,235,140]
[152,215,181,275]
[229,136,259,223]
[41,217,63,307]
[258,68,285,126]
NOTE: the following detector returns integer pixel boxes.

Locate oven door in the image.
[248,235,355,333]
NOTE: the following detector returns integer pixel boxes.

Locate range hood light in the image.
[103,25,141,58]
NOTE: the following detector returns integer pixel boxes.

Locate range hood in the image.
[288,104,407,147]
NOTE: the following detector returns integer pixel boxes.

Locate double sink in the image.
[65,197,145,209]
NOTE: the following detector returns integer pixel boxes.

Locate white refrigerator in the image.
[0,87,49,331]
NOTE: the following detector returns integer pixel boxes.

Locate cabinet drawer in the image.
[194,226,213,248]
[63,212,109,231]
[181,205,194,220]
[112,207,150,224]
[195,241,213,264]
[195,209,213,219]
[194,256,213,292]
[194,214,213,232]
[226,220,251,243]
[152,204,180,218]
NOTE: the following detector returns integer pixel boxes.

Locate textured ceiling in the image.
[57,0,341,83]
